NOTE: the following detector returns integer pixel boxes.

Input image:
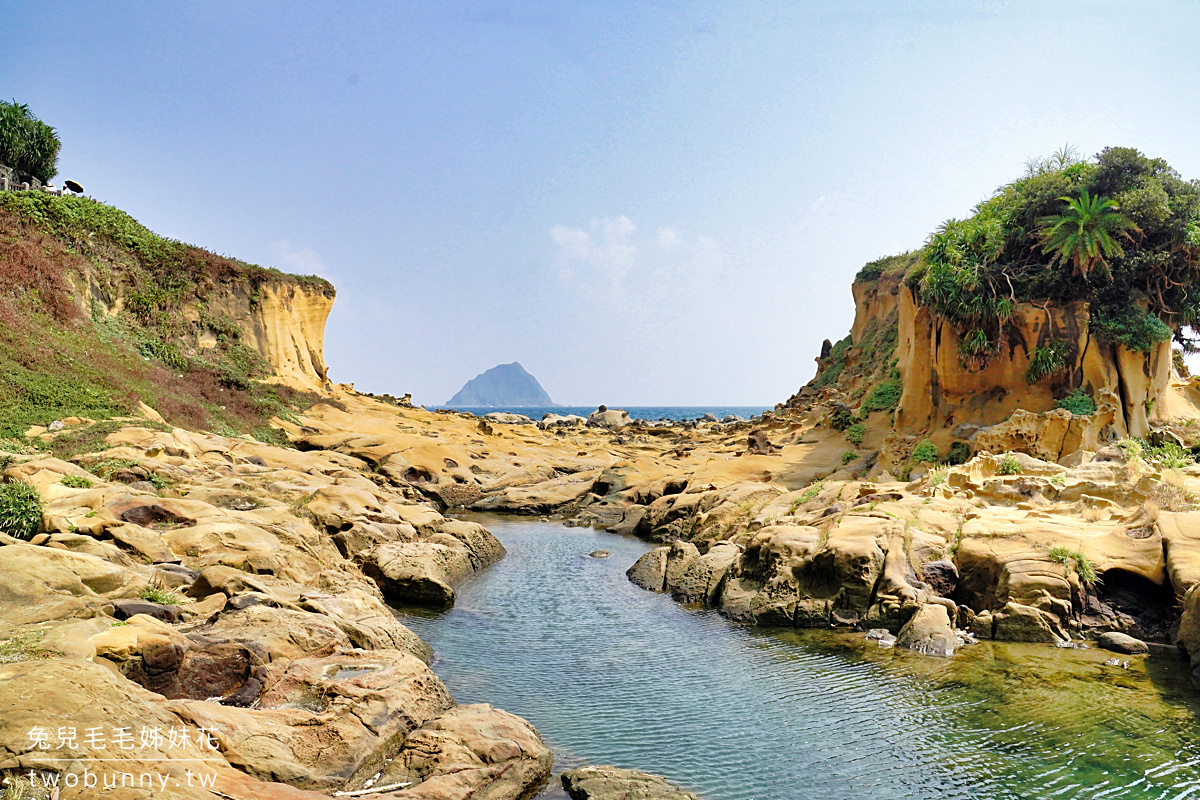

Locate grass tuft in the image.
[0,481,42,540]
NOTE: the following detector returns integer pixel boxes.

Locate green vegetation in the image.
[809,317,900,410]
[927,466,949,487]
[829,406,856,431]
[1048,545,1099,586]
[1115,437,1145,459]
[0,629,48,664]
[59,474,91,489]
[87,458,171,490]
[911,439,938,463]
[1115,437,1196,468]
[896,147,1200,366]
[0,188,330,438]
[855,251,920,283]
[813,336,851,390]
[1147,442,1194,469]
[1025,339,1070,383]
[1055,388,1097,416]
[0,481,42,540]
[0,101,60,183]
[1039,189,1139,279]
[0,436,37,455]
[996,454,1022,475]
[861,372,902,414]
[139,585,181,605]
[844,422,866,446]
[841,450,857,466]
[790,480,825,512]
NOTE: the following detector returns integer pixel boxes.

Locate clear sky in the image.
[3,1,1199,405]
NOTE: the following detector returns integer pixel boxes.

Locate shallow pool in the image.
[400,520,1200,800]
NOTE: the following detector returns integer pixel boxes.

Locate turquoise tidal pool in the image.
[400,520,1200,800]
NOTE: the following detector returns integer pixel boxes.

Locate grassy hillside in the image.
[0,190,334,448]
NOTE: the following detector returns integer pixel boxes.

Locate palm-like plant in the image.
[1038,190,1138,279]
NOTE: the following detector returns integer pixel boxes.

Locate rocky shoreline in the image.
[0,395,729,799]
[10,379,1200,798]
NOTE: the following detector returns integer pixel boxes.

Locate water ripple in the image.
[401,521,1200,800]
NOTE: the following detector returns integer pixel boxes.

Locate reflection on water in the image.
[400,520,1200,800]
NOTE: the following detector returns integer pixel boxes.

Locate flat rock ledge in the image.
[561,765,702,800]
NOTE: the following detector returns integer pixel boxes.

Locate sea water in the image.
[435,406,772,422]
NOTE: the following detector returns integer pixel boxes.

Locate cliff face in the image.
[794,271,1200,468]
[198,282,333,392]
[892,284,1185,439]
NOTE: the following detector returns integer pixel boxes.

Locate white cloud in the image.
[549,217,725,303]
[269,239,333,280]
[657,227,683,251]
[549,215,638,292]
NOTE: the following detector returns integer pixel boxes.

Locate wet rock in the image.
[562,765,702,800]
[992,601,1063,643]
[672,542,739,606]
[1097,631,1149,654]
[895,603,957,657]
[664,540,701,591]
[627,547,669,592]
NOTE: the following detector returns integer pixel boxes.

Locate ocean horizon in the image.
[434,405,773,422]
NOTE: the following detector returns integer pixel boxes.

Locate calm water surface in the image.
[400,520,1200,800]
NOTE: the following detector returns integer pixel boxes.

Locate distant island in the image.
[445,362,557,407]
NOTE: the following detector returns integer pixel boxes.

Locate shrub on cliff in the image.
[1025,340,1071,383]
[901,147,1200,366]
[0,481,42,540]
[1055,389,1096,416]
[911,439,938,463]
[0,195,327,439]
[0,100,60,183]
[861,374,902,414]
[844,422,866,445]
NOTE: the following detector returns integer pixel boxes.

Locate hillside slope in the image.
[0,191,334,442]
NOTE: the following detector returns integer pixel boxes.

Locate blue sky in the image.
[4,1,1200,405]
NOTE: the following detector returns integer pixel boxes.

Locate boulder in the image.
[0,659,328,800]
[663,541,701,591]
[672,543,739,606]
[171,650,453,791]
[587,408,631,429]
[354,703,552,799]
[992,601,1063,643]
[561,765,701,800]
[1097,631,1149,654]
[895,603,957,657]
[627,547,669,592]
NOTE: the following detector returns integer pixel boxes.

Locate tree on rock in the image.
[0,100,61,183]
[1038,189,1138,279]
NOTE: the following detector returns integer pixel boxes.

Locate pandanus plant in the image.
[1038,189,1139,279]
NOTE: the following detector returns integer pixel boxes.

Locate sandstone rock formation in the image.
[561,765,702,800]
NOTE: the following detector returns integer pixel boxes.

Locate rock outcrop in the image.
[561,765,702,800]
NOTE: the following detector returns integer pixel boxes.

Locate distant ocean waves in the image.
[435,405,772,422]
